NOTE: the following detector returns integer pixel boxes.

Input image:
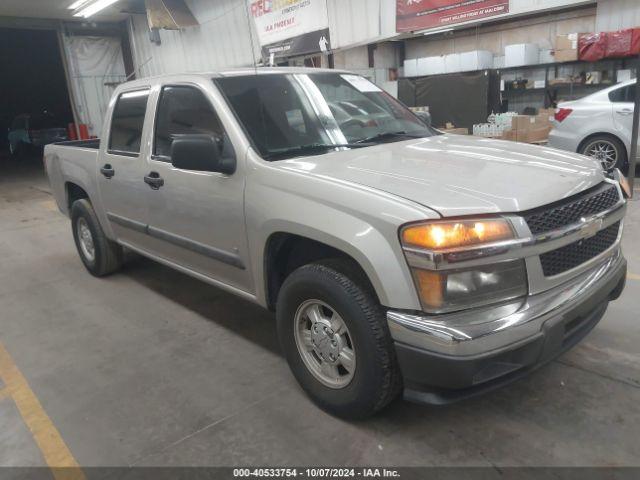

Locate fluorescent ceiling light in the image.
[419,27,454,36]
[68,0,91,9]
[74,0,120,18]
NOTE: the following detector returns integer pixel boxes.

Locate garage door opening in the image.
[0,28,74,165]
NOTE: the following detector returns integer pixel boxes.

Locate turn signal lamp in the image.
[401,219,514,251]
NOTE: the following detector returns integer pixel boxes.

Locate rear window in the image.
[109,90,149,155]
[609,85,636,103]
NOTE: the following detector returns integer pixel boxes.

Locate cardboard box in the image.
[505,44,540,67]
[554,49,578,62]
[417,56,445,76]
[526,126,552,143]
[441,127,469,135]
[512,115,535,131]
[459,50,493,72]
[444,53,461,73]
[536,108,555,125]
[403,59,417,77]
[556,33,579,51]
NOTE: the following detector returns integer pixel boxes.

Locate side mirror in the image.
[171,134,236,174]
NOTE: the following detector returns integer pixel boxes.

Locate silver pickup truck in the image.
[45,68,627,418]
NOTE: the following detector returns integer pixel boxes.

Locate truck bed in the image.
[44,141,101,217]
[54,139,101,149]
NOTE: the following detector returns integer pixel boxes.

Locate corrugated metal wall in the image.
[327,0,395,49]
[595,0,640,32]
[128,0,601,78]
[128,0,259,77]
[129,0,395,76]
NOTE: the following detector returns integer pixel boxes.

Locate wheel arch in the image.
[263,232,381,311]
[65,181,90,211]
[256,219,421,313]
[577,132,628,161]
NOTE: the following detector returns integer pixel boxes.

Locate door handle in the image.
[144,172,164,190]
[616,109,634,116]
[100,164,115,179]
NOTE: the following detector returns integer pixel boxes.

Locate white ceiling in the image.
[0,0,136,22]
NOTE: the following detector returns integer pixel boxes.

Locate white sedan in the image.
[548,79,636,170]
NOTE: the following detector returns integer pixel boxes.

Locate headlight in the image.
[400,218,528,314]
[402,218,514,250]
[411,261,527,313]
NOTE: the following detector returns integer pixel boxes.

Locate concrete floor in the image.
[0,154,639,468]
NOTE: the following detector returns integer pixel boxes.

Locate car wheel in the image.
[71,199,123,277]
[276,259,402,419]
[580,135,627,171]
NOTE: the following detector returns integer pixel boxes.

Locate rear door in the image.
[141,81,252,293]
[610,84,635,148]
[98,88,153,249]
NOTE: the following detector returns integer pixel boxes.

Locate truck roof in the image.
[119,67,351,90]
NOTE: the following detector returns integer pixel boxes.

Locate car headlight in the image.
[400,219,528,314]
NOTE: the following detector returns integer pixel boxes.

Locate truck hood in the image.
[277,134,605,217]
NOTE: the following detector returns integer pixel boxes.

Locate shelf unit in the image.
[498,57,636,113]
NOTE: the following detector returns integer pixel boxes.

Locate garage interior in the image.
[1,0,639,473]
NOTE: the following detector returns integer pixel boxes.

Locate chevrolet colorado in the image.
[44,68,627,418]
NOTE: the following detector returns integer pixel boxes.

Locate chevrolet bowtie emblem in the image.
[581,218,603,239]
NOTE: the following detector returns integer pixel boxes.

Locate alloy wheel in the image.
[77,217,96,263]
[585,140,618,170]
[294,299,356,389]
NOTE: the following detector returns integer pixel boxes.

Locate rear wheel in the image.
[276,259,402,419]
[580,135,627,171]
[71,199,123,277]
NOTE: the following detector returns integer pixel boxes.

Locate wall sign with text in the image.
[249,0,331,59]
[396,0,509,32]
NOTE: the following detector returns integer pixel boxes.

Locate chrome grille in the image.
[524,183,620,235]
[539,221,620,276]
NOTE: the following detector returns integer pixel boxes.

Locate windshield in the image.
[215,72,434,160]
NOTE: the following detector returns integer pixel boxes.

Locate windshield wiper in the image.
[355,131,425,144]
[264,142,371,160]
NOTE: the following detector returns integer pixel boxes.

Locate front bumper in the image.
[387,252,627,405]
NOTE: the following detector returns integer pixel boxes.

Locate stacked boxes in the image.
[502,109,554,143]
[554,33,580,62]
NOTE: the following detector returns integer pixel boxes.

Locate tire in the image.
[276,259,402,419]
[71,199,123,277]
[579,134,627,172]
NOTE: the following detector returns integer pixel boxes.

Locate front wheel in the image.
[276,259,402,419]
[580,135,627,172]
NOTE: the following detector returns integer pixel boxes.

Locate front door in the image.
[98,88,152,250]
[141,83,252,294]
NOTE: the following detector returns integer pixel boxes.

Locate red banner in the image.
[396,0,509,32]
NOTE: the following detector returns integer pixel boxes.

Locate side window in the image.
[609,85,635,103]
[153,85,226,159]
[109,90,149,155]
